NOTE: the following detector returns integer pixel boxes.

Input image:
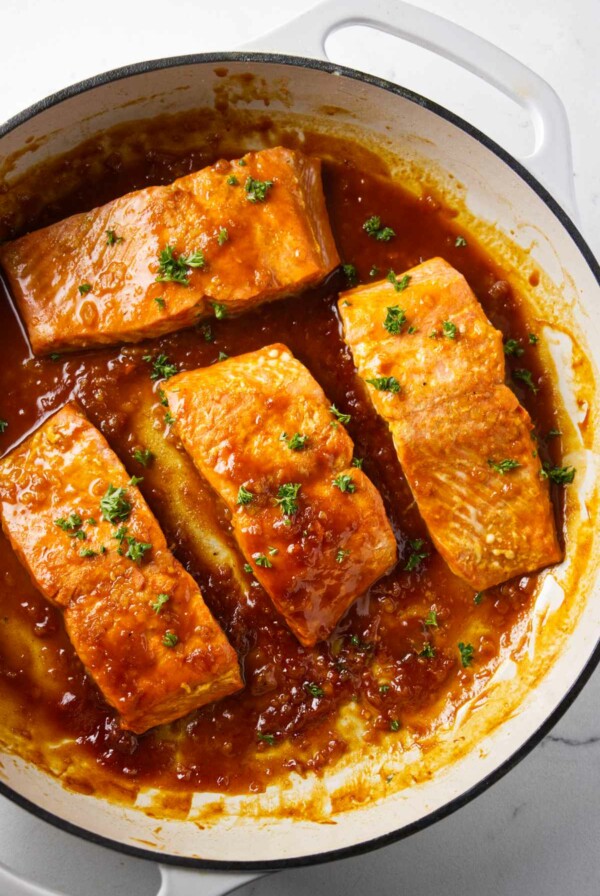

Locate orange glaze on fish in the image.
[339,258,562,589]
[164,344,397,646]
[0,148,340,354]
[0,403,242,733]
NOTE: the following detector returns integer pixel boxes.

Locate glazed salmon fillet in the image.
[0,403,242,733]
[0,147,340,354]
[339,258,561,590]
[164,344,397,646]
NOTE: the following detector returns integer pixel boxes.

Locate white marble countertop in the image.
[0,1,598,894]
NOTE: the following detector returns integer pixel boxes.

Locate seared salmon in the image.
[0,148,340,354]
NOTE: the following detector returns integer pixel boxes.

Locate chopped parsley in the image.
[125,536,152,564]
[458,642,475,668]
[245,176,273,203]
[106,229,124,245]
[419,642,436,658]
[543,464,576,485]
[389,719,400,732]
[487,458,520,474]
[156,245,205,284]
[49,353,62,361]
[442,320,458,339]
[237,158,247,166]
[332,473,356,493]
[474,592,484,605]
[351,457,363,469]
[217,351,229,361]
[546,428,562,439]
[226,175,238,186]
[383,304,407,334]
[254,554,273,568]
[144,353,178,381]
[405,538,428,571]
[211,301,227,319]
[529,333,539,345]
[201,324,214,343]
[387,271,410,293]
[369,265,379,278]
[55,512,83,532]
[329,404,351,425]
[366,375,401,393]
[424,610,438,627]
[217,227,229,246]
[342,263,358,287]
[79,548,98,558]
[407,325,417,334]
[128,475,143,487]
[237,485,255,506]
[363,215,395,241]
[268,546,279,556]
[0,419,8,433]
[164,410,175,426]
[133,448,153,467]
[504,338,524,357]
[113,525,128,545]
[275,482,301,516]
[379,684,390,694]
[243,563,253,574]
[455,235,468,247]
[154,296,166,309]
[336,548,350,563]
[280,432,308,451]
[257,732,275,745]
[304,682,324,698]
[157,388,168,407]
[100,485,132,524]
[513,368,538,393]
[78,282,92,295]
[151,593,170,613]
[162,631,179,648]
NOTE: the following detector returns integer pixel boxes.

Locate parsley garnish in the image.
[546,429,562,439]
[504,338,524,357]
[442,320,458,339]
[366,375,401,393]
[78,283,92,295]
[201,324,214,343]
[162,631,178,648]
[113,525,128,545]
[49,353,62,361]
[405,538,428,571]
[332,473,356,493]
[379,684,390,694]
[79,548,97,558]
[424,610,438,627]
[125,537,152,564]
[106,229,124,245]
[383,305,407,334]
[243,563,253,574]
[156,245,205,285]
[55,512,83,532]
[336,548,350,563]
[245,176,273,203]
[329,405,351,425]
[217,227,229,245]
[458,642,474,668]
[155,296,166,309]
[407,325,417,334]
[100,485,131,524]
[211,301,227,319]
[151,593,170,613]
[254,554,273,568]
[455,235,467,247]
[217,351,228,361]
[363,215,395,241]
[0,419,8,433]
[128,475,143,487]
[257,732,275,745]
[280,432,308,451]
[513,368,538,392]
[164,410,175,426]
[419,642,436,658]
[487,458,520,474]
[268,546,278,556]
[529,333,539,345]
[275,482,301,516]
[474,592,484,605]
[144,353,178,381]
[389,719,400,732]
[351,457,363,469]
[237,485,255,506]
[304,682,324,698]
[543,464,576,484]
[226,175,238,186]
[133,448,153,467]
[342,263,358,287]
[369,265,379,278]
[387,271,410,293]
[238,159,247,166]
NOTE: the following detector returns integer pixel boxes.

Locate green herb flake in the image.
[458,642,475,668]
[405,538,428,572]
[151,593,170,613]
[275,482,302,516]
[342,263,358,287]
[474,592,484,605]
[304,682,325,698]
[546,429,562,440]
[424,610,438,627]
[245,176,273,203]
[211,301,227,319]
[201,324,214,343]
[366,375,401,393]
[513,368,539,393]
[86,518,96,525]
[133,448,153,467]
[154,296,166,310]
[504,338,525,357]
[455,235,467,247]
[71,530,86,541]
[128,475,143,487]
[125,537,152,564]
[419,642,436,658]
[162,631,179,648]
[145,353,178,381]
[363,215,395,241]
[351,457,363,469]
[156,245,205,285]
[280,432,308,451]
[100,485,132,524]
[383,304,407,334]
[336,548,350,564]
[257,732,275,745]
[329,404,351,425]
[487,458,520,474]
[389,719,400,732]
[237,158,247,167]
[268,546,279,556]
[544,464,576,485]
[243,563,253,574]
[442,320,458,339]
[106,229,124,246]
[49,353,62,361]
[78,282,92,295]
[217,227,229,246]
[79,548,97,558]
[254,554,273,568]
[226,175,238,186]
[387,271,410,293]
[369,265,379,278]
[237,485,255,506]
[379,684,390,694]
[407,325,418,334]
[528,333,539,345]
[55,512,83,532]
[113,525,128,545]
[164,410,175,426]
[332,473,356,493]
[158,388,169,407]
[217,351,229,362]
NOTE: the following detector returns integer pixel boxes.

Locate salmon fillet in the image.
[0,403,242,733]
[164,344,397,646]
[339,257,561,590]
[0,147,340,354]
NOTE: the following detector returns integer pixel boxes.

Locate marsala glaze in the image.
[0,132,565,796]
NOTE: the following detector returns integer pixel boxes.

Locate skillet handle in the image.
[241,0,578,220]
[157,866,263,896]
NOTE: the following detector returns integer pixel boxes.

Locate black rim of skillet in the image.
[1,51,600,874]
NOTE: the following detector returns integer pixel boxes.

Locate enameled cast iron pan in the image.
[0,2,599,894]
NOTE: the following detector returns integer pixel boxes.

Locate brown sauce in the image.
[0,126,565,797]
